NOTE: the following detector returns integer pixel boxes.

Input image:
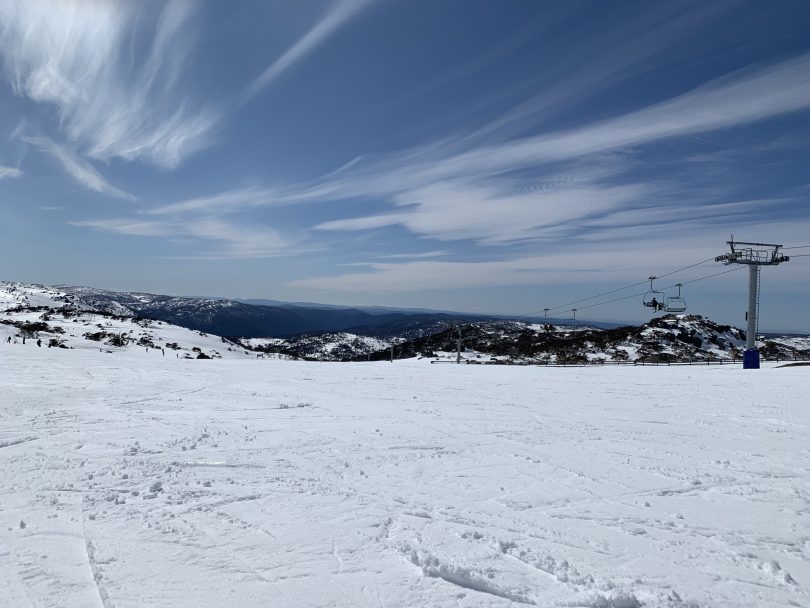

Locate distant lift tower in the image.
[715,239,790,369]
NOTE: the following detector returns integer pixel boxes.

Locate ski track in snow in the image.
[1,341,809,607]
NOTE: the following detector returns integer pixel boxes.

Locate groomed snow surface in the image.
[1,342,809,607]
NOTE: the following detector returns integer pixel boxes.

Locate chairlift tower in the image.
[715,238,789,369]
[570,308,577,321]
[543,308,550,319]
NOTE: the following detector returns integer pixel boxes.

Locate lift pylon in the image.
[715,238,790,369]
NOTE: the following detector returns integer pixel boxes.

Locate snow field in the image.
[1,346,809,607]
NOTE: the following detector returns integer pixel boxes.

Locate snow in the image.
[241,332,393,361]
[1,340,809,607]
[1,282,255,360]
[770,336,810,351]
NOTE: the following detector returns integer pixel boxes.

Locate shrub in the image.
[106,333,129,347]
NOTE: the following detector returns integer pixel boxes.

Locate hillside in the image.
[55,285,491,338]
[1,282,254,360]
[242,316,810,364]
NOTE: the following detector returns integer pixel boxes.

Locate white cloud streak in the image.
[0,165,22,179]
[242,0,371,102]
[144,52,810,249]
[340,52,810,192]
[317,180,651,244]
[148,186,281,216]
[379,251,450,260]
[72,217,296,259]
[290,215,810,293]
[282,51,810,245]
[70,218,174,238]
[22,136,135,201]
[0,0,217,168]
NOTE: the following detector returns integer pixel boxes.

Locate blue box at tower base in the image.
[743,349,760,369]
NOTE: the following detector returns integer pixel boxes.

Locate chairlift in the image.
[665,283,687,313]
[642,276,665,311]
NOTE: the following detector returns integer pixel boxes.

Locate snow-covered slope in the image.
[241,332,393,361]
[1,282,254,360]
[1,341,809,607]
[358,315,808,364]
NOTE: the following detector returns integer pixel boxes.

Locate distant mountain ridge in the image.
[55,285,497,338]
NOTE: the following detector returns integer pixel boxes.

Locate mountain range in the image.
[3,282,808,365]
[55,285,501,339]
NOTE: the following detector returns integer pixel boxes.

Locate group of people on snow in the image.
[5,335,44,346]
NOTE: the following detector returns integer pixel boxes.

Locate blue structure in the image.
[743,349,760,369]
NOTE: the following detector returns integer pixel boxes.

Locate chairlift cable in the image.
[654,257,716,280]
[536,256,716,315]
[570,266,745,314]
[577,290,650,311]
[533,280,648,315]
[664,266,745,288]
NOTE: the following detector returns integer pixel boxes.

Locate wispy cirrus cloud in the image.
[433,1,736,150]
[288,51,810,245]
[0,0,217,169]
[22,137,134,201]
[291,212,810,294]
[241,0,372,102]
[317,179,651,244]
[148,185,281,216]
[379,251,450,260]
[72,216,297,260]
[69,218,174,238]
[0,165,22,179]
[85,48,810,263]
[290,248,697,293]
[141,51,810,248]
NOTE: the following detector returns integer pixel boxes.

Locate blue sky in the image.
[1,0,810,330]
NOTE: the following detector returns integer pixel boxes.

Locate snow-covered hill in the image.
[1,282,254,360]
[241,332,393,361]
[244,315,808,364]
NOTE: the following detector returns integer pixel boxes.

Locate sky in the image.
[1,0,810,331]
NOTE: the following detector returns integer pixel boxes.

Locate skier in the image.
[37,339,42,347]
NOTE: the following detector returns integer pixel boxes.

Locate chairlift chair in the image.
[642,276,666,311]
[665,283,687,313]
